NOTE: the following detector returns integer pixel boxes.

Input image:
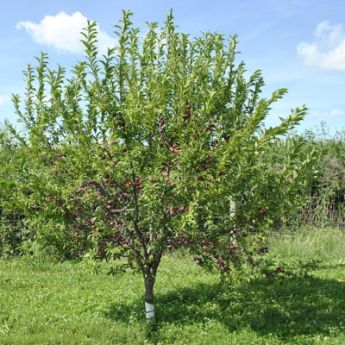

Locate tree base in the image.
[145,302,155,321]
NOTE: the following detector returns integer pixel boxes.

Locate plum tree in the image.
[7,11,313,321]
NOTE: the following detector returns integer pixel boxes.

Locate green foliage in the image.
[271,127,345,229]
[302,129,345,227]
[0,128,31,256]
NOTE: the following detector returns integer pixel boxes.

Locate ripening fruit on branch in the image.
[184,105,191,121]
[169,143,179,154]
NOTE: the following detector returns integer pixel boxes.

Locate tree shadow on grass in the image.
[105,274,345,340]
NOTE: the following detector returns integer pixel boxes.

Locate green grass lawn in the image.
[1,228,345,345]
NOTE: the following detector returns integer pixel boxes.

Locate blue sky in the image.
[0,0,344,133]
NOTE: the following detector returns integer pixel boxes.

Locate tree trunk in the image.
[144,274,155,322]
[143,251,162,322]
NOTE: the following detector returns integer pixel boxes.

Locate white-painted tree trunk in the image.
[145,302,155,321]
[144,274,155,322]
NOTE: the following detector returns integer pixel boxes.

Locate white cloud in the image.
[17,11,116,54]
[0,95,9,106]
[328,108,345,117]
[311,108,345,118]
[297,21,345,71]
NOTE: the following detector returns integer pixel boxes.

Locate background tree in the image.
[298,128,345,227]
[6,10,314,320]
[0,127,30,256]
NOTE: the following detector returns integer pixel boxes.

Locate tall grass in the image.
[269,227,345,263]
